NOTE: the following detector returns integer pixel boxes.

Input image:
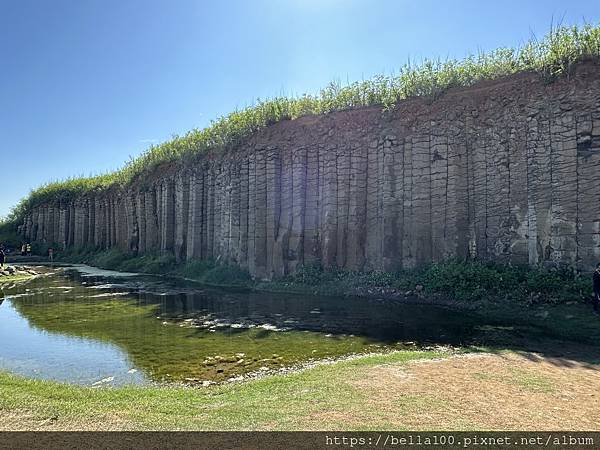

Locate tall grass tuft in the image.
[9,24,600,222]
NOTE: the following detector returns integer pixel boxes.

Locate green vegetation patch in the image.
[0,274,33,285]
[264,260,591,305]
[509,369,555,393]
[59,248,252,288]
[0,221,21,248]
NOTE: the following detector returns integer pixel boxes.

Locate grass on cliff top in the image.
[7,23,600,222]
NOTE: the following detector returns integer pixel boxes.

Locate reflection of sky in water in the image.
[0,299,148,386]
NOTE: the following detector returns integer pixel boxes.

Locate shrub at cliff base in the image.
[272,260,591,306]
[58,248,252,288]
[57,247,592,306]
[0,220,21,249]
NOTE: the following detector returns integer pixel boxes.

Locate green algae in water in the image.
[3,271,404,384]
[15,298,380,382]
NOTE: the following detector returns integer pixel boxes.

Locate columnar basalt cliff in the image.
[20,62,600,278]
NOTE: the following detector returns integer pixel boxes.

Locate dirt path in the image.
[345,351,600,430]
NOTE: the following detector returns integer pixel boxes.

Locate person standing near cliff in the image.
[0,247,5,269]
[593,263,600,314]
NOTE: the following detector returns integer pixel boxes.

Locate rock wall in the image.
[21,62,600,278]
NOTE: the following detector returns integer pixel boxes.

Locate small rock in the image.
[92,376,114,386]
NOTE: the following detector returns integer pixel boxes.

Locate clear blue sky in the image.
[1,0,598,218]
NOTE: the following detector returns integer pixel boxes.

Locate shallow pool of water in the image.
[0,265,521,386]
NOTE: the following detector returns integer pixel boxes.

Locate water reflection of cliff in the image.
[64,270,479,345]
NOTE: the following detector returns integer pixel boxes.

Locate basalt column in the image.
[21,63,600,277]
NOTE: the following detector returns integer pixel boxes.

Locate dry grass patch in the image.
[0,410,133,431]
[350,352,600,430]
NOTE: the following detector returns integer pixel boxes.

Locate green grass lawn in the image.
[0,350,445,431]
[3,344,599,431]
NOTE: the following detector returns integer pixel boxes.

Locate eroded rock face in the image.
[21,62,600,278]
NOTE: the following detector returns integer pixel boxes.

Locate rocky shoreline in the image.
[0,265,40,280]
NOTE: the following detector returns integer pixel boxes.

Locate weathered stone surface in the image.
[22,62,600,277]
[174,173,189,263]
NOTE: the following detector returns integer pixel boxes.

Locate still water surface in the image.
[0,265,520,386]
